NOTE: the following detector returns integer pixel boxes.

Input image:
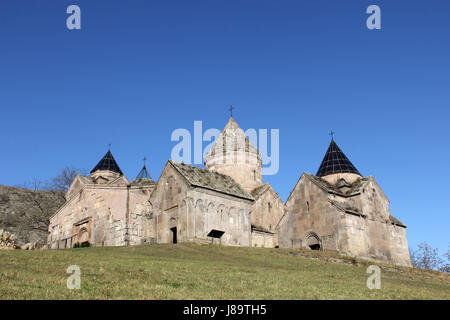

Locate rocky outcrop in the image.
[0,185,65,247]
[0,230,16,250]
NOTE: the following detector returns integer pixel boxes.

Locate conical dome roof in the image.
[90,151,123,175]
[135,165,152,180]
[206,116,260,158]
[316,140,361,177]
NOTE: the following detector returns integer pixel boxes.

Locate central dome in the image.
[205,116,262,192]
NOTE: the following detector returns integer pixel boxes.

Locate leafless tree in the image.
[44,167,88,192]
[410,242,445,271]
[15,167,88,192]
[440,244,450,273]
[13,178,44,191]
[30,178,43,191]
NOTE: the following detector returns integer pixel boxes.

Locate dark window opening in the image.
[170,227,177,244]
[309,244,321,250]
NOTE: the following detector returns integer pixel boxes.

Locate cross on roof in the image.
[229,105,235,117]
[108,143,111,151]
[143,157,147,166]
[329,130,335,140]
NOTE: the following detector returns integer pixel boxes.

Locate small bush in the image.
[80,241,90,248]
[72,242,90,248]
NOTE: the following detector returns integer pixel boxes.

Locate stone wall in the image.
[279,176,341,251]
[279,173,412,267]
[148,163,253,246]
[251,185,286,246]
[48,183,154,248]
[251,230,274,248]
[191,189,252,246]
[340,214,411,266]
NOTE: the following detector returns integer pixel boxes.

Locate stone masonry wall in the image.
[280,173,412,267]
[148,162,253,246]
[251,185,285,247]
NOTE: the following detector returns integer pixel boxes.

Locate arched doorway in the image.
[306,233,321,251]
[170,227,177,244]
[78,228,89,244]
[168,217,177,244]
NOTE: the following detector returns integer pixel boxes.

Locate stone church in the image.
[47,116,411,267]
[278,139,411,267]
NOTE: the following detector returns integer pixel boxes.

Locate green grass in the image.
[0,243,449,299]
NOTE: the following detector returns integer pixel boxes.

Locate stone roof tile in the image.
[250,183,270,199]
[169,160,254,201]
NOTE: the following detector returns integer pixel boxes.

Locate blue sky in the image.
[0,1,449,254]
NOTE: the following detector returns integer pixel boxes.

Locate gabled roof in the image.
[389,215,406,228]
[304,173,367,197]
[250,183,271,199]
[77,175,94,184]
[316,140,361,177]
[90,151,123,175]
[169,160,254,201]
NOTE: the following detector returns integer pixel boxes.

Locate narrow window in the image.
[268,202,271,213]
[306,201,310,212]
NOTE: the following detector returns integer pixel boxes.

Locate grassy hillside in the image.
[1,243,449,299]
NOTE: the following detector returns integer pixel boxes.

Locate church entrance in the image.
[306,233,321,251]
[170,227,177,244]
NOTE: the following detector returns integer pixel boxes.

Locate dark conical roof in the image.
[316,140,361,177]
[132,165,155,185]
[90,150,123,175]
[135,165,152,180]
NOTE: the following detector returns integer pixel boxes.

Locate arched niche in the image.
[305,232,322,251]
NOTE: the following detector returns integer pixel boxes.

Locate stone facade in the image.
[47,160,155,248]
[47,117,411,267]
[278,162,411,266]
[251,183,286,247]
[148,161,254,246]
